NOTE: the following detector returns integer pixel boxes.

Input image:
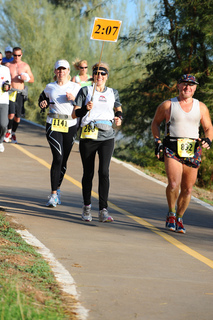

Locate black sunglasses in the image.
[80,66,88,69]
[93,71,107,76]
[13,54,21,57]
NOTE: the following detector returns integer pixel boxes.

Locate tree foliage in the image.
[0,0,143,124]
[118,0,213,189]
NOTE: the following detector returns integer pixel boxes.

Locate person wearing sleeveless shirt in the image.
[71,59,92,87]
[73,62,123,223]
[151,74,213,234]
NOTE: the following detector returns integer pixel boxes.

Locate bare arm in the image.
[200,102,213,149]
[151,100,171,140]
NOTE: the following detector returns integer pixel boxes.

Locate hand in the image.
[86,101,93,111]
[199,137,212,149]
[40,100,48,109]
[114,116,122,127]
[155,140,164,160]
[66,92,75,101]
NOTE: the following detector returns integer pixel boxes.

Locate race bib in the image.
[177,139,196,158]
[9,91,17,102]
[81,124,98,139]
[51,118,68,133]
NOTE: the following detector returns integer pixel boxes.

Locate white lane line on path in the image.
[111,157,213,212]
[12,143,213,270]
[16,229,89,320]
[23,118,213,212]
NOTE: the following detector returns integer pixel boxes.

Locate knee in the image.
[168,180,180,192]
[181,186,193,197]
[99,168,109,180]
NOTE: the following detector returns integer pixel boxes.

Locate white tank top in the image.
[81,86,115,127]
[166,97,200,139]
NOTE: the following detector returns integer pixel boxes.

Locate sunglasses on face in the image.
[80,66,88,69]
[182,82,195,87]
[13,54,22,57]
[93,71,107,76]
[0,59,2,61]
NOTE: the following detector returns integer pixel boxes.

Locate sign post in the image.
[90,17,122,100]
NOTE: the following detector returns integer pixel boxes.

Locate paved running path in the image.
[0,119,213,320]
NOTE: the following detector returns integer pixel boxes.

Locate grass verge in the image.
[0,208,77,320]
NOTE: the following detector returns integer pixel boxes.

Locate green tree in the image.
[118,0,213,189]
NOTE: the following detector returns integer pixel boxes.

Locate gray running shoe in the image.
[57,189,61,205]
[46,194,58,207]
[99,208,114,222]
[82,205,92,222]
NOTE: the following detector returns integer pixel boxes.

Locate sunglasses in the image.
[0,59,2,61]
[181,82,195,86]
[93,71,107,76]
[80,66,88,69]
[13,54,21,57]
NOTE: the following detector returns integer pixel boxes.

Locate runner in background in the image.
[4,47,34,144]
[0,52,11,152]
[2,46,14,65]
[39,59,80,207]
[71,59,92,87]
[72,62,123,222]
[151,74,213,233]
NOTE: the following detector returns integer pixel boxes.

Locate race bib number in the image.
[177,139,196,157]
[51,118,68,133]
[81,125,98,139]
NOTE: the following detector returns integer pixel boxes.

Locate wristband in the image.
[19,72,30,82]
[75,107,87,118]
[115,110,123,120]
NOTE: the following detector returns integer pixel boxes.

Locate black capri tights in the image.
[79,138,114,210]
[46,123,77,191]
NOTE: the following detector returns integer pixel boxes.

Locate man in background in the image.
[4,47,34,144]
[2,46,14,65]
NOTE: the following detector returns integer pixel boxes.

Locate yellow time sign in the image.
[91,17,122,42]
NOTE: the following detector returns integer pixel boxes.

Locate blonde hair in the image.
[92,62,109,73]
[72,58,88,70]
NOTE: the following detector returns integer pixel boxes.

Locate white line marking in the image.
[111,157,213,212]
[23,118,213,211]
[17,229,89,320]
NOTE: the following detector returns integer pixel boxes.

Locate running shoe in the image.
[4,131,12,143]
[57,189,61,205]
[99,208,114,222]
[0,143,5,152]
[46,194,58,207]
[176,217,186,234]
[82,205,92,222]
[166,212,176,231]
[11,134,17,144]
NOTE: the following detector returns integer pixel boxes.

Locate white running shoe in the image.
[99,208,114,222]
[0,143,5,152]
[4,131,12,143]
[46,194,58,207]
[82,205,92,221]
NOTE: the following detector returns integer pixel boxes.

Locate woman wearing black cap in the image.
[73,62,123,222]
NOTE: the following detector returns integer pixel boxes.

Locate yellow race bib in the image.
[81,124,98,139]
[9,90,17,102]
[177,139,196,158]
[51,118,68,133]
